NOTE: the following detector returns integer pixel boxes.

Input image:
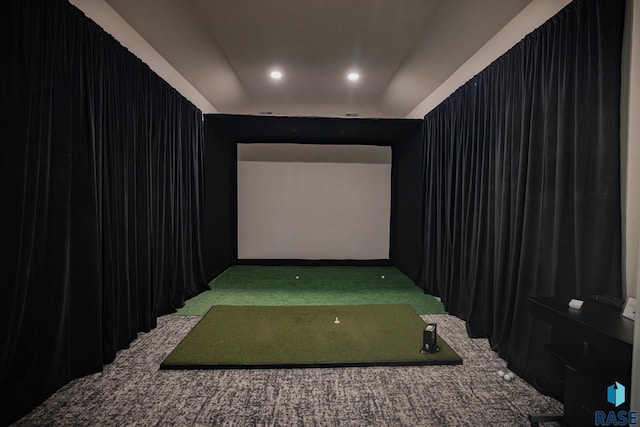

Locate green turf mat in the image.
[176,266,446,315]
[161,304,461,369]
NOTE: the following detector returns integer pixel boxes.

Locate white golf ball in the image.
[498,370,505,377]
[504,373,512,381]
[381,275,385,279]
[295,276,299,279]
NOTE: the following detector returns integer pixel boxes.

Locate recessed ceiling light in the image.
[347,72,360,81]
[270,70,282,80]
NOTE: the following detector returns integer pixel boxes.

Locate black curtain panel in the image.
[0,0,207,424]
[419,0,625,400]
[393,128,426,281]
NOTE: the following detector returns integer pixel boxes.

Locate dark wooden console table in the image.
[528,296,634,426]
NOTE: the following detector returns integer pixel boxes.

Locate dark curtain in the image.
[1,0,207,423]
[203,118,235,281]
[420,0,624,399]
[393,129,426,281]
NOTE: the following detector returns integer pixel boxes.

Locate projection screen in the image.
[237,143,391,260]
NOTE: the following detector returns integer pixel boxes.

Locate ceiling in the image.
[103,0,533,118]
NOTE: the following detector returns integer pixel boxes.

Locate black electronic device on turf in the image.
[421,323,439,353]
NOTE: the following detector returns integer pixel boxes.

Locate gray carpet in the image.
[13,314,562,426]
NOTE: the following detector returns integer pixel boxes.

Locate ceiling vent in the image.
[345,112,359,117]
[259,111,273,115]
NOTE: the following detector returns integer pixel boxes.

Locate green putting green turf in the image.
[161,304,461,369]
[176,266,446,315]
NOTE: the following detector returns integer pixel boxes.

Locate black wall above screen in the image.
[203,114,424,282]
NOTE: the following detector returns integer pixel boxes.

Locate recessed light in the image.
[270,70,282,80]
[347,72,360,81]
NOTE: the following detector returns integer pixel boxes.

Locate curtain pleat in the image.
[419,0,624,399]
[1,0,207,423]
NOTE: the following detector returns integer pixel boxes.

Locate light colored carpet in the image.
[13,313,562,426]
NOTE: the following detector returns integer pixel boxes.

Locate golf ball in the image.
[381,275,385,279]
[498,370,505,377]
[295,276,299,279]
[503,374,512,381]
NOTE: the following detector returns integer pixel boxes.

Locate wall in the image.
[622,0,640,301]
[623,0,640,416]
[236,104,385,119]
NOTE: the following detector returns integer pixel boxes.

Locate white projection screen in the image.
[237,143,391,260]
